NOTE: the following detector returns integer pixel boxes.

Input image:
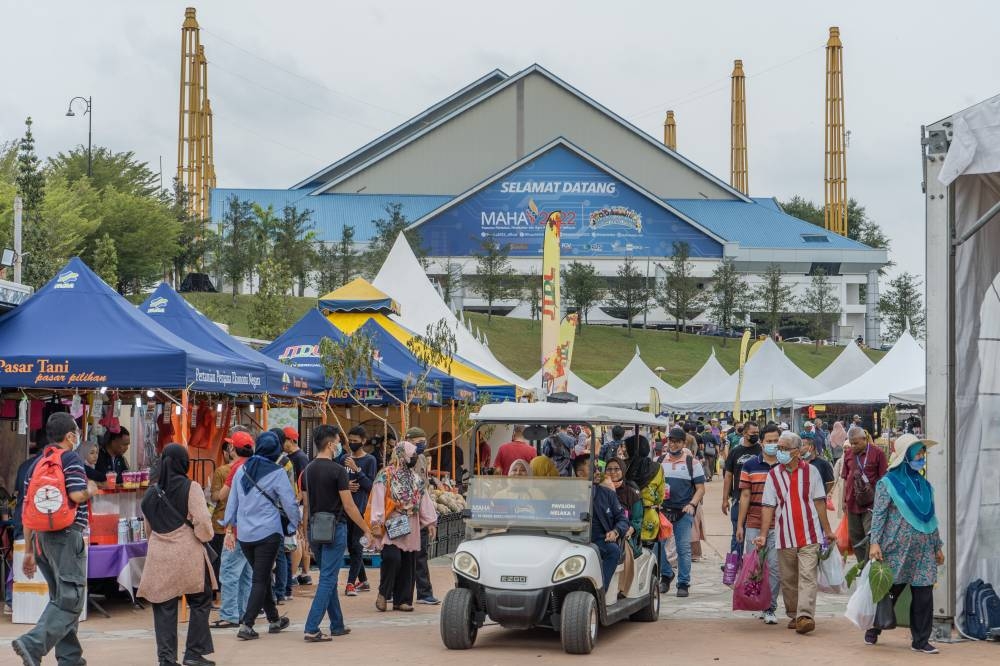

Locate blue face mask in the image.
[415,442,426,455]
[763,443,779,457]
[776,450,792,465]
[908,458,925,471]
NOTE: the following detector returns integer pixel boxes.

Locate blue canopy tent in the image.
[139,283,317,397]
[259,309,410,404]
[0,258,260,392]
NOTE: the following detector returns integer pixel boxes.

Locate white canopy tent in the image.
[599,348,683,407]
[666,338,824,412]
[373,235,531,392]
[524,367,618,406]
[676,349,732,398]
[814,340,875,389]
[504,301,534,319]
[793,331,925,407]
[889,385,925,405]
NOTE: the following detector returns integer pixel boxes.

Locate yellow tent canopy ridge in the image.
[318,277,400,315]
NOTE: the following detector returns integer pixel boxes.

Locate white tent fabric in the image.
[667,338,824,411]
[524,368,618,405]
[793,332,925,407]
[889,385,925,405]
[373,235,531,392]
[676,349,732,399]
[504,301,534,319]
[599,348,683,406]
[814,340,875,389]
[585,305,629,325]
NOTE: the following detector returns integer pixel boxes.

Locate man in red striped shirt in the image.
[755,431,835,635]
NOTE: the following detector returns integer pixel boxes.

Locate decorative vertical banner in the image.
[540,202,564,394]
[733,329,752,421]
[648,387,661,416]
[553,312,579,394]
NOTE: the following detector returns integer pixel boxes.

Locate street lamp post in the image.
[65,96,92,178]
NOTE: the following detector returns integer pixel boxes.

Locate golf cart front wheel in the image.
[440,588,478,650]
[561,590,598,654]
[630,568,660,622]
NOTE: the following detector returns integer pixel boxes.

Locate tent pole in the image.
[181,390,190,446]
[437,407,443,473]
[262,396,269,430]
[450,401,456,483]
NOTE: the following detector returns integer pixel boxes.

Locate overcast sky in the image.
[3,0,998,280]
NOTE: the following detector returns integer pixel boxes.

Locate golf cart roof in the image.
[472,402,668,427]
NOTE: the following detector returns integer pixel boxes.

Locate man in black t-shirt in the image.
[801,435,835,495]
[720,422,761,553]
[300,425,373,640]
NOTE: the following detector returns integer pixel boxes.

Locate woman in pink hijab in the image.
[829,421,848,460]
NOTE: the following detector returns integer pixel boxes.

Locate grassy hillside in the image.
[465,312,884,388]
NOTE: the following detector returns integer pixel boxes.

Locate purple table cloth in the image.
[87,542,148,579]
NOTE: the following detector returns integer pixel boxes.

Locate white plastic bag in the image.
[844,561,876,629]
[818,546,848,594]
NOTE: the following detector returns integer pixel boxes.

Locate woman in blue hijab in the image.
[863,434,944,654]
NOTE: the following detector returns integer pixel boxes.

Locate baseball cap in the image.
[668,427,686,441]
[405,426,426,440]
[225,431,254,450]
[282,426,299,441]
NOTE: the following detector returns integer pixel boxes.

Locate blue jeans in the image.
[594,541,621,591]
[305,522,348,634]
[660,512,693,586]
[274,548,288,601]
[219,543,252,624]
[729,499,741,553]
[744,527,780,613]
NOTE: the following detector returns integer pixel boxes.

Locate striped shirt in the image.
[738,455,777,529]
[23,447,90,529]
[761,461,825,549]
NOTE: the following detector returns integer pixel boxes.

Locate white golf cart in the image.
[440,403,666,654]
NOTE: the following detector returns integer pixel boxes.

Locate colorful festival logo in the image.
[54,271,79,289]
[588,206,642,232]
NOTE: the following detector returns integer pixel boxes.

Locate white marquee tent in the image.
[814,340,875,389]
[373,235,531,392]
[525,367,618,405]
[889,385,925,405]
[793,331,925,407]
[667,338,824,411]
[599,348,683,407]
[676,349,732,399]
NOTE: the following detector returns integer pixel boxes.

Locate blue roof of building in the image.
[210,189,449,244]
[665,198,871,250]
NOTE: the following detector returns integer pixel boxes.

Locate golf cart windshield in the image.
[466,476,591,533]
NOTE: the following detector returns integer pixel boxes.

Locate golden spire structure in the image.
[824,26,848,236]
[177,7,214,220]
[663,110,677,150]
[730,59,748,194]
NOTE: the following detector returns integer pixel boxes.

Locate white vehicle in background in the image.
[440,403,666,655]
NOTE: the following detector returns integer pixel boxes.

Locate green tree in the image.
[562,261,603,330]
[525,267,542,327]
[879,272,926,340]
[334,225,358,286]
[438,257,464,309]
[91,233,118,286]
[468,236,517,320]
[362,203,425,278]
[15,117,58,288]
[314,243,339,294]
[250,203,279,272]
[41,175,102,259]
[216,195,256,302]
[248,257,292,339]
[48,146,160,197]
[658,242,705,341]
[798,268,842,351]
[15,118,44,215]
[707,259,750,347]
[754,263,793,336]
[609,255,652,336]
[273,205,316,296]
[169,177,211,284]
[96,188,178,293]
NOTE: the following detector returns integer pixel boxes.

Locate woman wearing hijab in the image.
[223,431,300,641]
[828,421,848,461]
[507,459,531,477]
[76,438,103,483]
[623,434,666,544]
[138,444,217,666]
[863,434,944,654]
[605,458,642,557]
[369,441,438,612]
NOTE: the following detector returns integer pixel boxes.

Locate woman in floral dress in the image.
[864,434,945,654]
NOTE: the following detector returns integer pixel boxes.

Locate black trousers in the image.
[239,533,282,627]
[152,567,214,665]
[346,519,369,585]
[871,583,934,648]
[379,544,416,606]
[209,533,225,584]
[415,527,434,599]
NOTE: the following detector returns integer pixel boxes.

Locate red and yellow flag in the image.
[540,207,565,394]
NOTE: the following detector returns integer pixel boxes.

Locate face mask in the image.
[348,440,364,452]
[801,451,813,460]
[668,446,683,456]
[763,443,779,457]
[415,443,426,455]
[332,444,343,458]
[908,459,925,471]
[776,450,793,465]
[746,434,760,445]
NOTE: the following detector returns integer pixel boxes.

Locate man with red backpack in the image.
[12,412,99,666]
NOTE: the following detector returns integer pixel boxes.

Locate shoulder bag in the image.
[851,446,875,508]
[309,512,337,544]
[245,472,295,536]
[152,484,218,564]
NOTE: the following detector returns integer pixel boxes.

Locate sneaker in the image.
[676,584,689,598]
[237,625,259,641]
[3,603,12,615]
[345,584,358,597]
[268,616,290,634]
[795,616,816,634]
[864,629,879,645]
[182,656,216,666]
[763,610,778,625]
[911,644,940,654]
[659,575,674,594]
[297,575,313,586]
[417,596,440,605]
[357,581,371,592]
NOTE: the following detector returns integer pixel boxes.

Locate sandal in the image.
[303,632,333,642]
[210,620,238,629]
